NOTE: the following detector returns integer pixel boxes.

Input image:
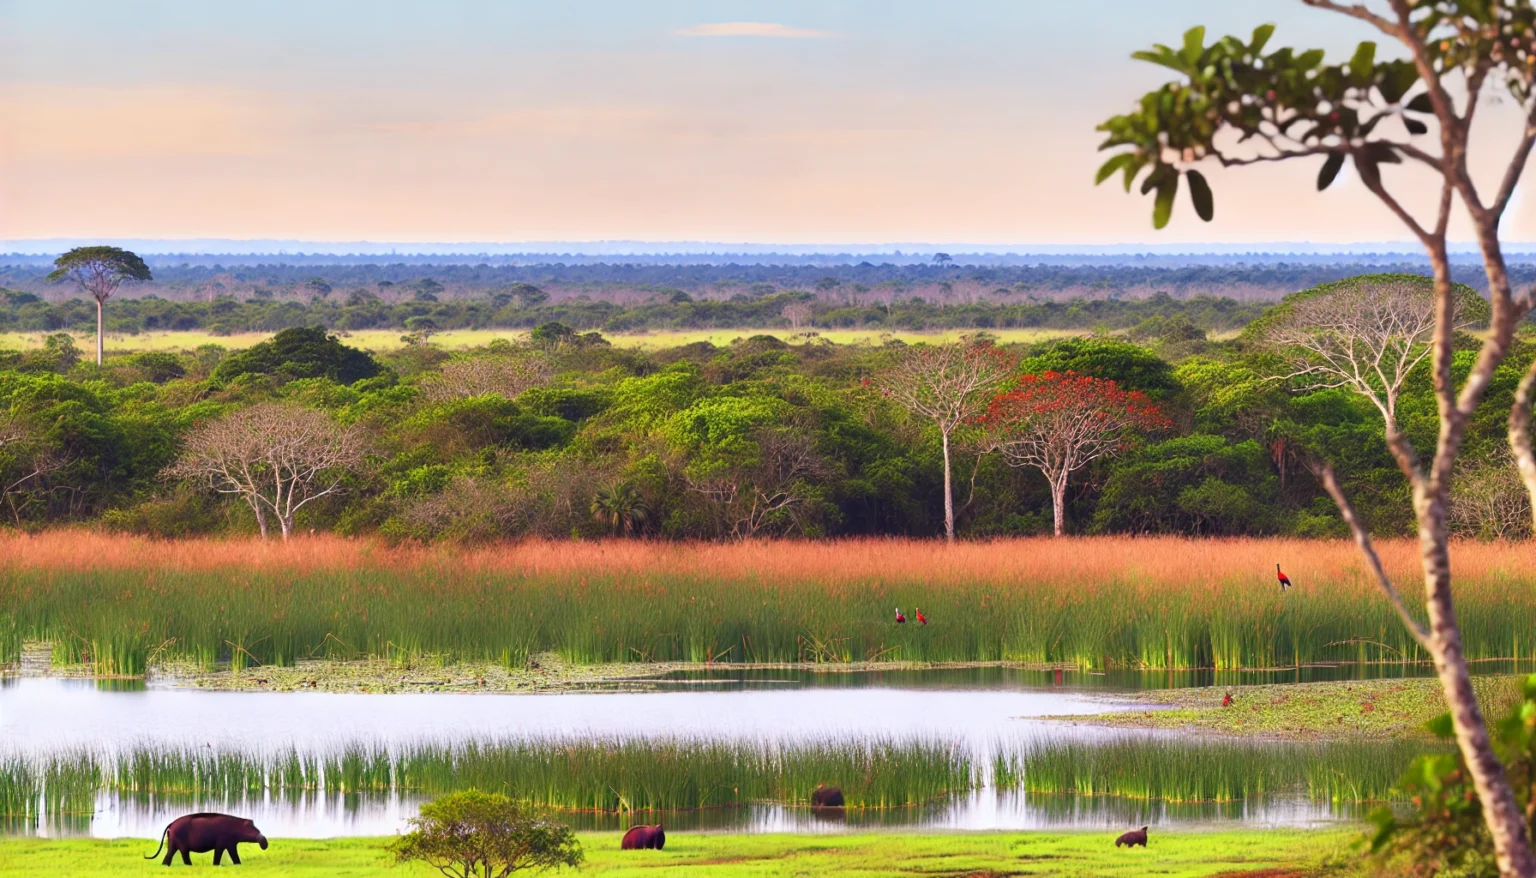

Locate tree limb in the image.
[1317,465,1431,647]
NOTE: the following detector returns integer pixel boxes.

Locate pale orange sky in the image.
[3,1,1535,246]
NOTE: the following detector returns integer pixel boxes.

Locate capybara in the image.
[620,823,666,850]
[146,813,268,866]
[1115,826,1149,848]
[810,784,845,808]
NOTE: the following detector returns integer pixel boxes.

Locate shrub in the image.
[211,326,381,386]
[391,789,582,878]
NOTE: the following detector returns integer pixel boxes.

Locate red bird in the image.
[1276,563,1293,592]
[895,608,907,624]
[1222,691,1233,707]
[914,608,928,626]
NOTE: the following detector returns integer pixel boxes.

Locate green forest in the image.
[0,284,1264,336]
[0,273,1528,542]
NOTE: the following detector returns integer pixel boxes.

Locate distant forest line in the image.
[10,259,1536,303]
[0,287,1265,337]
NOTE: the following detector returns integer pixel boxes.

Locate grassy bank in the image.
[4,534,1535,674]
[1059,677,1529,741]
[0,830,1365,877]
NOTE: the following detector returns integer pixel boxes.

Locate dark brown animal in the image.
[146,813,268,866]
[1115,826,1149,848]
[620,823,666,850]
[810,784,845,808]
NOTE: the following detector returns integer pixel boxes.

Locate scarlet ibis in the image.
[895,608,907,624]
[1222,691,1233,707]
[914,608,928,626]
[1276,563,1293,592]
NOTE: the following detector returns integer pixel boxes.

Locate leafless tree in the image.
[686,430,828,539]
[870,341,1014,541]
[420,353,553,402]
[0,416,69,525]
[1450,450,1532,542]
[780,302,812,332]
[1265,278,1473,426]
[167,404,368,540]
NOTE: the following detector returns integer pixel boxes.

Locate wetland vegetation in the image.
[4,534,1535,677]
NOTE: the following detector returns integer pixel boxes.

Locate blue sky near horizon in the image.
[1,1,1530,246]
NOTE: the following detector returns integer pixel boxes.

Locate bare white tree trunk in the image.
[95,297,104,367]
[1510,358,1536,534]
[940,428,955,542]
[1050,474,1067,537]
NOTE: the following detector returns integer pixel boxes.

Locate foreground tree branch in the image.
[1097,4,1536,872]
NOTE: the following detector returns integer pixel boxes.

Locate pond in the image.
[0,674,1407,838]
[1,676,1134,754]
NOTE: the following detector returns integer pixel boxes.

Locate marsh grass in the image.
[995,737,1429,804]
[21,738,972,818]
[5,534,1536,673]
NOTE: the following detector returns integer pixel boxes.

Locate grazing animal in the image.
[1115,826,1149,848]
[1276,563,1292,592]
[914,607,928,626]
[810,784,845,808]
[146,813,268,866]
[1222,691,1233,707]
[895,608,907,624]
[620,823,666,850]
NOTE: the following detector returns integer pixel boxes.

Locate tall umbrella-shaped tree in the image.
[45,247,153,366]
[1096,5,1536,873]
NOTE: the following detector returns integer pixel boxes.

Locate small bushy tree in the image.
[391,790,583,878]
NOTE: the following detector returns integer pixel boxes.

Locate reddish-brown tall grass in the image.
[4,531,1527,589]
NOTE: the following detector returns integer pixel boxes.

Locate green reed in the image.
[0,758,40,820]
[995,737,1429,804]
[5,560,1534,674]
[55,737,970,814]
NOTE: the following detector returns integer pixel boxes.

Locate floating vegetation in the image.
[995,737,1432,805]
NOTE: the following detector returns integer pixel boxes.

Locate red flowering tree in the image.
[978,371,1169,536]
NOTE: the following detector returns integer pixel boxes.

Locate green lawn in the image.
[0,830,1364,877]
[0,327,1084,354]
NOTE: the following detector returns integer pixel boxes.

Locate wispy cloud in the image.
[675,21,834,39]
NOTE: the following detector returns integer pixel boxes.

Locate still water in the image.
[1,676,1135,755]
[0,672,1396,837]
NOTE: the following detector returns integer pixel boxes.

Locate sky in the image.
[2,0,1534,248]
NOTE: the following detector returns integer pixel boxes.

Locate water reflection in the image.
[13,789,1361,839]
[0,677,1141,755]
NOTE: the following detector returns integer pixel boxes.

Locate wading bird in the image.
[1276,564,1292,592]
[895,608,907,624]
[914,608,928,626]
